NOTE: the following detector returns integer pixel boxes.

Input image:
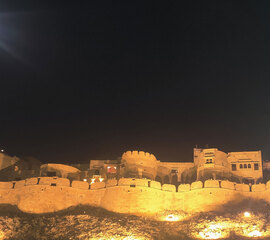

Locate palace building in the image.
[89,148,263,185]
[194,148,262,183]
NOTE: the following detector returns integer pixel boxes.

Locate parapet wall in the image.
[0,177,270,216]
[1,177,267,193]
[122,151,157,163]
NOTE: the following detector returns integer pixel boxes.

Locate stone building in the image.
[227,151,262,182]
[194,148,263,183]
[40,164,81,180]
[89,148,263,185]
[0,152,19,170]
[89,151,195,184]
[0,153,41,181]
[89,160,119,180]
[195,148,229,181]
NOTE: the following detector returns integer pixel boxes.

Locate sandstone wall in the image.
[1,177,270,216]
[122,151,157,163]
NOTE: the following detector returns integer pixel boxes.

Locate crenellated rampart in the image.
[0,177,270,216]
[122,151,157,162]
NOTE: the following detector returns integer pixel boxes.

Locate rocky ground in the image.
[0,199,270,240]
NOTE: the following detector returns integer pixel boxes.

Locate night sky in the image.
[1,1,270,163]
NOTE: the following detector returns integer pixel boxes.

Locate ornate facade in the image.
[195,148,262,183]
[89,148,263,184]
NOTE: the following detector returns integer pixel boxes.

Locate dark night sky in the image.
[0,0,270,163]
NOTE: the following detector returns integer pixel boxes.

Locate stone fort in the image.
[90,148,263,185]
[0,147,269,217]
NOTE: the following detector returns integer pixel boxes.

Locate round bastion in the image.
[122,151,157,167]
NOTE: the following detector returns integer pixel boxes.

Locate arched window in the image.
[240,164,243,168]
[248,164,251,168]
[244,164,247,168]
[206,159,213,164]
[155,175,162,184]
[164,175,170,184]
[171,174,178,185]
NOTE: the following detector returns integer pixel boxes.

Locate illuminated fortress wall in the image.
[91,149,263,186]
[0,177,269,216]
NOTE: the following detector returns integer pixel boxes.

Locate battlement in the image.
[1,177,270,216]
[0,176,269,193]
[122,151,157,162]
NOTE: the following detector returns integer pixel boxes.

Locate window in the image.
[254,163,259,170]
[240,164,243,168]
[206,159,213,164]
[107,166,116,173]
[171,169,178,173]
[47,171,56,177]
[244,164,247,168]
[248,164,251,168]
[232,164,236,171]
